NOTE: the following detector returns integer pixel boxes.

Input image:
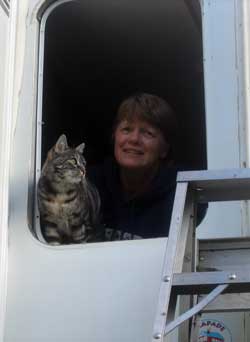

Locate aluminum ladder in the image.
[152,168,250,342]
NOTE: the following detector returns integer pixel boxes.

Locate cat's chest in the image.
[44,192,82,215]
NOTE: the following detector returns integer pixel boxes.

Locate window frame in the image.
[34,0,73,242]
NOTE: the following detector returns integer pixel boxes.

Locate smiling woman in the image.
[114,119,167,172]
[113,93,177,168]
[113,93,175,192]
[87,93,193,241]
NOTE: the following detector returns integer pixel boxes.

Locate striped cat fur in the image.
[37,134,101,245]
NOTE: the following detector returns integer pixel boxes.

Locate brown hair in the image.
[113,93,178,158]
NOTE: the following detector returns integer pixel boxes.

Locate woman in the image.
[90,93,188,241]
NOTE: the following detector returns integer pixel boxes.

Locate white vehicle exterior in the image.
[0,0,250,341]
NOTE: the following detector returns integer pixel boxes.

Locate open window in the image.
[35,0,206,242]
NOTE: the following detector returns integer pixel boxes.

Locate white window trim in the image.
[0,0,17,340]
[35,0,73,242]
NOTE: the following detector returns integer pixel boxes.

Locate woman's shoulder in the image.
[151,162,200,197]
[156,162,187,183]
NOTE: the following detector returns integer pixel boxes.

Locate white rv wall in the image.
[197,0,250,239]
[3,2,172,341]
[0,8,9,341]
[197,2,250,341]
[0,1,28,340]
[0,10,8,115]
[2,0,250,342]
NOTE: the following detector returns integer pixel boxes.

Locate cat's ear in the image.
[76,142,85,154]
[54,134,68,153]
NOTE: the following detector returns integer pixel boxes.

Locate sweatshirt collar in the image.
[104,158,179,203]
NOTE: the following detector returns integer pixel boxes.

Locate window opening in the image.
[34,0,206,244]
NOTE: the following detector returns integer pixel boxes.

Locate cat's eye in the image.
[69,158,77,166]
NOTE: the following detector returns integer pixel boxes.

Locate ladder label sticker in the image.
[198,319,232,342]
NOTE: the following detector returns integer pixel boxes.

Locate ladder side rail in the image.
[174,198,195,272]
[152,181,191,341]
[178,202,196,342]
[167,200,195,342]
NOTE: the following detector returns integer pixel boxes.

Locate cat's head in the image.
[42,134,87,184]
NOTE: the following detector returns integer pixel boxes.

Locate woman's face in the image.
[114,118,168,172]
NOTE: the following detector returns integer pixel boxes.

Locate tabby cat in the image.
[37,134,101,245]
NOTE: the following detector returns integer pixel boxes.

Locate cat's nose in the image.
[79,166,86,176]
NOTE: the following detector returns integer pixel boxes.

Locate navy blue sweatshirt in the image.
[89,159,206,241]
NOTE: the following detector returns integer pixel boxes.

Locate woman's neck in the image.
[120,165,159,198]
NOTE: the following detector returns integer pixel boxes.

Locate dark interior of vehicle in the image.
[41,0,206,169]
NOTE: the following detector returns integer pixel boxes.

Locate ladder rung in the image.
[177,169,250,202]
[172,270,250,294]
[199,236,250,251]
